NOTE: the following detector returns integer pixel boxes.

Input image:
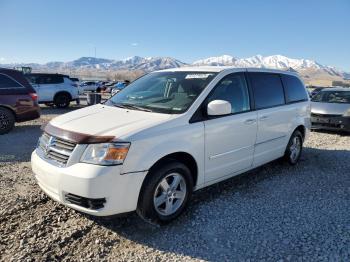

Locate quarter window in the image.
[208,73,250,114]
[26,75,64,85]
[38,75,63,84]
[249,73,285,109]
[281,74,308,103]
[0,74,22,89]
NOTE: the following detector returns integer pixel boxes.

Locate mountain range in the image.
[2,55,349,84]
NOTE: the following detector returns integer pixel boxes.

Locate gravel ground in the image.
[0,104,349,261]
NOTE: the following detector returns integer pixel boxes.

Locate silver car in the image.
[311,87,350,132]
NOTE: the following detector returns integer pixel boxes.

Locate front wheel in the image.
[0,107,15,135]
[284,130,303,165]
[137,161,193,225]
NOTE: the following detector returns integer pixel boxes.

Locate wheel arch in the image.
[54,91,72,101]
[294,125,306,141]
[144,151,198,188]
[0,105,17,121]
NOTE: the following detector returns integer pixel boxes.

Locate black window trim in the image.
[280,74,309,104]
[0,73,25,89]
[27,73,65,85]
[189,71,309,123]
[189,72,254,123]
[246,72,286,111]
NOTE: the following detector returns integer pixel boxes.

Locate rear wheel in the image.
[0,107,15,135]
[284,130,303,165]
[137,161,193,225]
[54,93,70,108]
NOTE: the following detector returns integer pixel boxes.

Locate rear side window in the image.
[26,75,63,85]
[249,73,285,109]
[208,73,250,114]
[39,75,63,84]
[26,75,38,84]
[281,75,308,103]
[0,74,22,89]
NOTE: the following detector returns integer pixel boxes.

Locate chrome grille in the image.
[37,133,76,166]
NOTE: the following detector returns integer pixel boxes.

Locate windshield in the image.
[311,90,350,104]
[106,71,217,114]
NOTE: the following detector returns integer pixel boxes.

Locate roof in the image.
[156,66,299,76]
[0,67,20,73]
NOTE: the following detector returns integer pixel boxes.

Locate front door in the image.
[204,73,258,183]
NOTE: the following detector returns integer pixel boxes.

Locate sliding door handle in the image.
[259,116,269,121]
[244,119,256,125]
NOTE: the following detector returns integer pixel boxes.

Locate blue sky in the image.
[0,0,349,70]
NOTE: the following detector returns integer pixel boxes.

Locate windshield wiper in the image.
[119,103,152,112]
[111,103,128,109]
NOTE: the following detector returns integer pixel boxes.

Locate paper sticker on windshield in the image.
[185,73,213,79]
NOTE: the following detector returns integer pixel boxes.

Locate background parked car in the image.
[79,81,101,93]
[110,80,130,96]
[102,81,117,93]
[0,68,40,134]
[311,87,350,132]
[310,86,327,97]
[26,73,79,108]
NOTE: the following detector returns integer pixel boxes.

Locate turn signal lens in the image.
[105,146,129,161]
[81,143,130,165]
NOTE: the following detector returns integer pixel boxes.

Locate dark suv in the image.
[0,68,40,134]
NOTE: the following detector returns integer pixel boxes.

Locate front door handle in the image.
[244,119,256,125]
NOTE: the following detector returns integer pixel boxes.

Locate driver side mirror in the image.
[207,100,232,116]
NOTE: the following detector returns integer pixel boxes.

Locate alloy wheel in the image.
[0,112,9,130]
[153,173,187,216]
[290,136,301,162]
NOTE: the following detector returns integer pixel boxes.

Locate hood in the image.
[50,104,174,139]
[311,102,350,115]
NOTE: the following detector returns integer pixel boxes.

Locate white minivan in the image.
[31,67,310,224]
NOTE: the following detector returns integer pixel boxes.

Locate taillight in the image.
[29,92,38,101]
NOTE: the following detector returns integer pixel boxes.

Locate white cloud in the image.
[0,57,5,62]
[131,42,139,47]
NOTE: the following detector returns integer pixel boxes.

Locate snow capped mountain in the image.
[25,56,186,72]
[133,57,186,71]
[194,54,326,71]
[193,54,346,78]
[1,54,348,80]
[193,55,237,66]
[233,55,324,70]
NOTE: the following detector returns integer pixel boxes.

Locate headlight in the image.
[343,109,350,117]
[80,143,130,165]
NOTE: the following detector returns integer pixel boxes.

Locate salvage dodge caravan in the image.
[31,67,310,224]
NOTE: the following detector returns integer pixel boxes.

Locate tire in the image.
[137,161,193,225]
[54,93,70,108]
[0,107,15,135]
[284,130,303,165]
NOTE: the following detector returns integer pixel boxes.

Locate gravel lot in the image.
[0,104,349,261]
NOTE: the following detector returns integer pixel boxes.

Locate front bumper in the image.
[311,114,350,132]
[31,150,147,216]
